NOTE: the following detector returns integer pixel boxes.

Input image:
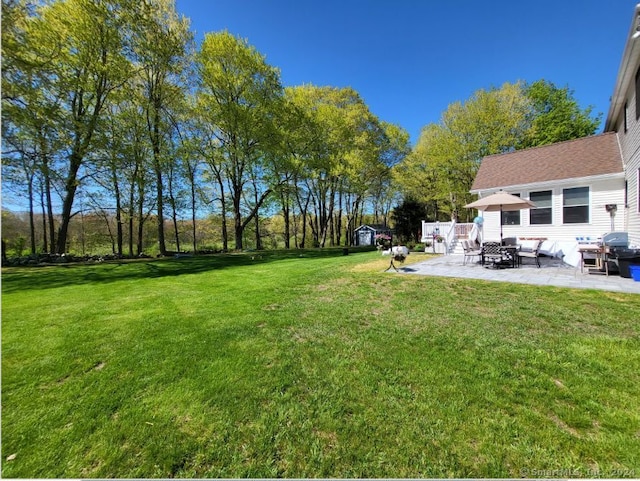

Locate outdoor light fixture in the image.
[606,204,618,231]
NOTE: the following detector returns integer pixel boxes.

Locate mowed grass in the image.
[2,250,640,478]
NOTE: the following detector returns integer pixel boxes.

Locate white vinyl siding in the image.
[476,179,625,242]
[615,63,640,246]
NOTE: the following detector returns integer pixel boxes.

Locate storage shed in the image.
[354,224,393,247]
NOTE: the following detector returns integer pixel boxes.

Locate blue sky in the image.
[175,0,636,145]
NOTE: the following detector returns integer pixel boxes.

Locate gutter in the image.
[470,172,626,195]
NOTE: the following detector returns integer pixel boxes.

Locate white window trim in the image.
[562,186,591,224]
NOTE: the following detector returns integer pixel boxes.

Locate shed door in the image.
[358,230,373,246]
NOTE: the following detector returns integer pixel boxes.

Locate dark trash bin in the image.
[618,256,640,278]
[611,247,640,278]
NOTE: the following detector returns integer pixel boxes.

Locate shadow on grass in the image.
[1,247,374,294]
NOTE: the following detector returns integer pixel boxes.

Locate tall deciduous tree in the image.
[2,0,65,253]
[130,0,193,255]
[40,0,130,253]
[197,31,284,250]
[518,79,601,149]
[395,82,530,220]
[282,85,328,248]
[370,122,410,226]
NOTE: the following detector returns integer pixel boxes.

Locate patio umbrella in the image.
[464,190,536,242]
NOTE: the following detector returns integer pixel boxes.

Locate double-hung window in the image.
[636,66,640,120]
[529,190,552,224]
[501,193,521,226]
[563,187,589,224]
[637,169,640,213]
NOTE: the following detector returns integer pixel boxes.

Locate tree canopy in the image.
[518,79,602,149]
[393,80,600,223]
[1,0,600,253]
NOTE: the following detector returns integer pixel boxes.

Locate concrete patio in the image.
[395,254,640,294]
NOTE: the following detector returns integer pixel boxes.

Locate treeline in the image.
[2,0,601,257]
[2,208,383,257]
[1,0,409,256]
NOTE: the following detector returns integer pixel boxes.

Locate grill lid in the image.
[601,232,628,247]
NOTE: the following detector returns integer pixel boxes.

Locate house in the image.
[470,133,625,243]
[604,3,640,248]
[470,4,640,248]
[353,224,392,247]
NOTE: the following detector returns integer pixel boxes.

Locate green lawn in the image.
[2,250,639,478]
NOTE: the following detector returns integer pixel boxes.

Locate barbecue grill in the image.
[601,232,628,247]
[601,232,640,277]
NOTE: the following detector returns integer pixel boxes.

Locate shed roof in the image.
[471,132,623,192]
[354,224,391,231]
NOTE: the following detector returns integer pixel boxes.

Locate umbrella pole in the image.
[500,205,503,245]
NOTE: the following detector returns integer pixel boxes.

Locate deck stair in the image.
[421,220,475,256]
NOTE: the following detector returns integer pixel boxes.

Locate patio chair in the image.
[518,239,542,267]
[481,241,504,267]
[462,240,482,265]
[502,237,517,246]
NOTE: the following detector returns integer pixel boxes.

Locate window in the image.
[636,66,640,120]
[625,180,628,209]
[501,193,521,226]
[624,101,628,132]
[637,169,640,213]
[563,187,589,224]
[529,190,552,224]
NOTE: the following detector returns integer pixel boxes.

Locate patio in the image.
[396,254,640,294]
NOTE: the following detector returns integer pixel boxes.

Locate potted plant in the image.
[375,233,392,251]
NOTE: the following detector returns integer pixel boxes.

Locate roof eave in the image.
[470,172,626,195]
[604,4,640,132]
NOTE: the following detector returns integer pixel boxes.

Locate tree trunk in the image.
[167,169,180,252]
[154,160,166,255]
[294,182,310,249]
[220,196,228,252]
[233,186,272,251]
[254,211,262,250]
[233,187,243,250]
[191,195,197,253]
[319,179,336,248]
[137,207,145,255]
[212,170,228,252]
[113,171,123,256]
[40,186,48,253]
[136,175,146,256]
[170,196,180,253]
[148,91,167,255]
[128,197,134,257]
[41,160,55,253]
[27,174,36,254]
[253,185,262,250]
[128,163,138,257]
[282,190,291,249]
[56,152,83,254]
[190,170,197,253]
